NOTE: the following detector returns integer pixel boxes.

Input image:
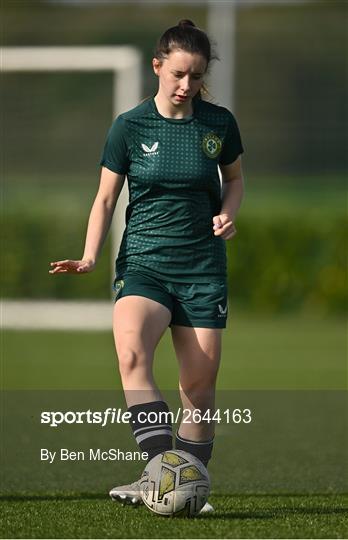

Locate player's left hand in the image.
[212,214,237,240]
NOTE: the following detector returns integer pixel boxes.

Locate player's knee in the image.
[181,374,217,401]
[117,347,149,379]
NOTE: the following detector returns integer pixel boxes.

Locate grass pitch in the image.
[2,311,346,391]
[1,312,347,538]
[1,493,347,539]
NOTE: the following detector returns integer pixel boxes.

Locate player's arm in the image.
[49,167,125,274]
[213,156,244,240]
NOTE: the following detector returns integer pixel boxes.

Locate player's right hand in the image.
[49,259,96,274]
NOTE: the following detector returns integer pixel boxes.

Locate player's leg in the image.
[171,325,221,513]
[171,326,221,513]
[171,325,221,464]
[110,291,173,505]
[113,295,171,406]
[169,279,226,464]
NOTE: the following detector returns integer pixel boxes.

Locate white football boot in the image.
[109,480,214,513]
[109,480,143,506]
[199,501,215,513]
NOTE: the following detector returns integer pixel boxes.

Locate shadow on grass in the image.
[198,493,348,520]
[198,507,348,521]
[1,492,347,523]
[0,493,107,502]
[1,492,347,506]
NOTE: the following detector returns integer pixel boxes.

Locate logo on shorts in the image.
[114,279,124,298]
[141,142,159,156]
[218,304,228,317]
[202,132,222,159]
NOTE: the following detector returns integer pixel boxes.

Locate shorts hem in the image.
[114,291,172,314]
[170,320,227,329]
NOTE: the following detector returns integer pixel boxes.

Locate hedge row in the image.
[227,216,346,315]
[2,214,346,315]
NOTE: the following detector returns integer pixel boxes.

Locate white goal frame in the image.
[2,45,142,289]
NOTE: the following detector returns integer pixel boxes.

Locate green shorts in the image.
[112,271,228,329]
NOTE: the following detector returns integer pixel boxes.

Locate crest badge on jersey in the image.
[202,132,222,159]
[113,279,125,298]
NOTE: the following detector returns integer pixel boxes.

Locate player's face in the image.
[153,49,207,108]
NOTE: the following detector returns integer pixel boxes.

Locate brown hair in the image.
[154,19,219,100]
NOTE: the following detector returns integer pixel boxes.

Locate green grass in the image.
[2,311,346,390]
[1,494,347,538]
[1,312,347,537]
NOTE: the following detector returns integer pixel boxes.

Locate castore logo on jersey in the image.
[141,142,159,156]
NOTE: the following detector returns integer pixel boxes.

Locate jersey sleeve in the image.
[219,111,244,166]
[99,115,130,174]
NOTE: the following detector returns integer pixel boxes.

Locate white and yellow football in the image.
[139,450,210,517]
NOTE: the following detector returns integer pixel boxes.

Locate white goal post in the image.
[2,45,142,288]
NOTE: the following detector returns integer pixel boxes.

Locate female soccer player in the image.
[50,19,244,513]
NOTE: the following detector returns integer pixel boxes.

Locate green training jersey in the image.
[100,95,244,282]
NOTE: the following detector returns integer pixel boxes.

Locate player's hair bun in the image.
[178,19,196,28]
[154,18,217,81]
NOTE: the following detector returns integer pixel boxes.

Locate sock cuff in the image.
[128,400,169,415]
[128,400,172,434]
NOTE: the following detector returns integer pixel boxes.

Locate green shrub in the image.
[227,216,347,315]
[2,215,111,299]
[2,214,347,315]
